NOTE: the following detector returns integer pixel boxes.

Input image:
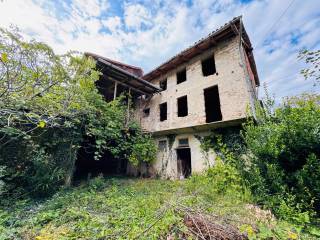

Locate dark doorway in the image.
[204,85,222,123]
[177,148,191,178]
[74,138,127,182]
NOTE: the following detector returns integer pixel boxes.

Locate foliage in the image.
[185,161,247,202]
[299,49,320,85]
[243,93,320,215]
[0,178,182,240]
[198,93,320,234]
[107,122,157,166]
[197,129,246,195]
[1,177,316,240]
[0,27,156,199]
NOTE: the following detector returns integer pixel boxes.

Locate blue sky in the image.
[0,0,319,101]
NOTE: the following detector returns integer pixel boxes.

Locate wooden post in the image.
[113,82,118,100]
[126,88,131,127]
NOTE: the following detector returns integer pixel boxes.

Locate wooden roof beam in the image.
[101,75,150,95]
[231,23,239,35]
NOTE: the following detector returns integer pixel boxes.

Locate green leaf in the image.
[1,52,8,63]
[37,120,46,128]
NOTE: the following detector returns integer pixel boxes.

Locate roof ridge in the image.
[85,52,143,71]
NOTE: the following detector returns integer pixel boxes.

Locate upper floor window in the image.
[159,79,167,91]
[177,95,188,117]
[201,55,216,76]
[143,108,150,117]
[159,102,167,121]
[177,68,186,84]
[204,85,222,123]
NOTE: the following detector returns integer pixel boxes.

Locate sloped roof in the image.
[86,52,144,77]
[85,52,161,96]
[143,16,259,86]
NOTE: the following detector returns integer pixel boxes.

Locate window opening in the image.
[159,102,167,121]
[201,55,216,76]
[177,95,188,117]
[143,108,150,117]
[158,140,167,152]
[160,79,167,91]
[204,85,222,123]
[177,68,187,84]
[178,138,189,147]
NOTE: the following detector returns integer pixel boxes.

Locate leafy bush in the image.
[243,94,320,216]
[198,93,320,233]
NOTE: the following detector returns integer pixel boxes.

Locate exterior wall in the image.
[127,131,216,179]
[135,36,254,133]
[130,36,257,178]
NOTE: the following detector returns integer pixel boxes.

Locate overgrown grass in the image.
[0,176,318,239]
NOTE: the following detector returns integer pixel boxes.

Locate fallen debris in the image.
[184,214,247,240]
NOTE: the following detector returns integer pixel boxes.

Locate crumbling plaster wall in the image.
[126,132,215,179]
[152,132,215,179]
[135,36,253,132]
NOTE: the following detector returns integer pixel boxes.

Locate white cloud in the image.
[71,0,109,18]
[124,3,152,29]
[0,0,319,100]
[102,16,122,31]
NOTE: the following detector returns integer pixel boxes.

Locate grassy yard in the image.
[0,176,317,240]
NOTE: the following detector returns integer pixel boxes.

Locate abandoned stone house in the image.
[80,16,259,179]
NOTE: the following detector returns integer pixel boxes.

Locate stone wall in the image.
[127,131,216,179]
[130,35,257,178]
[135,36,255,133]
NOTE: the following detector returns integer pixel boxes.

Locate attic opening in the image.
[177,95,188,117]
[177,68,187,84]
[177,148,191,179]
[74,137,127,182]
[204,85,222,123]
[159,102,167,121]
[160,79,167,91]
[201,55,216,76]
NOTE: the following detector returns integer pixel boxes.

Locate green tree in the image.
[299,49,320,85]
[0,27,156,199]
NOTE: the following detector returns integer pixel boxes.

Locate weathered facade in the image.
[88,16,259,179]
[133,16,259,178]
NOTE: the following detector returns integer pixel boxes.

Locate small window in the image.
[201,55,216,76]
[160,79,167,91]
[178,138,189,147]
[177,95,188,117]
[143,108,150,117]
[158,140,167,151]
[159,102,167,121]
[177,68,186,84]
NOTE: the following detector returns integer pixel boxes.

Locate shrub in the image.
[243,93,320,217]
